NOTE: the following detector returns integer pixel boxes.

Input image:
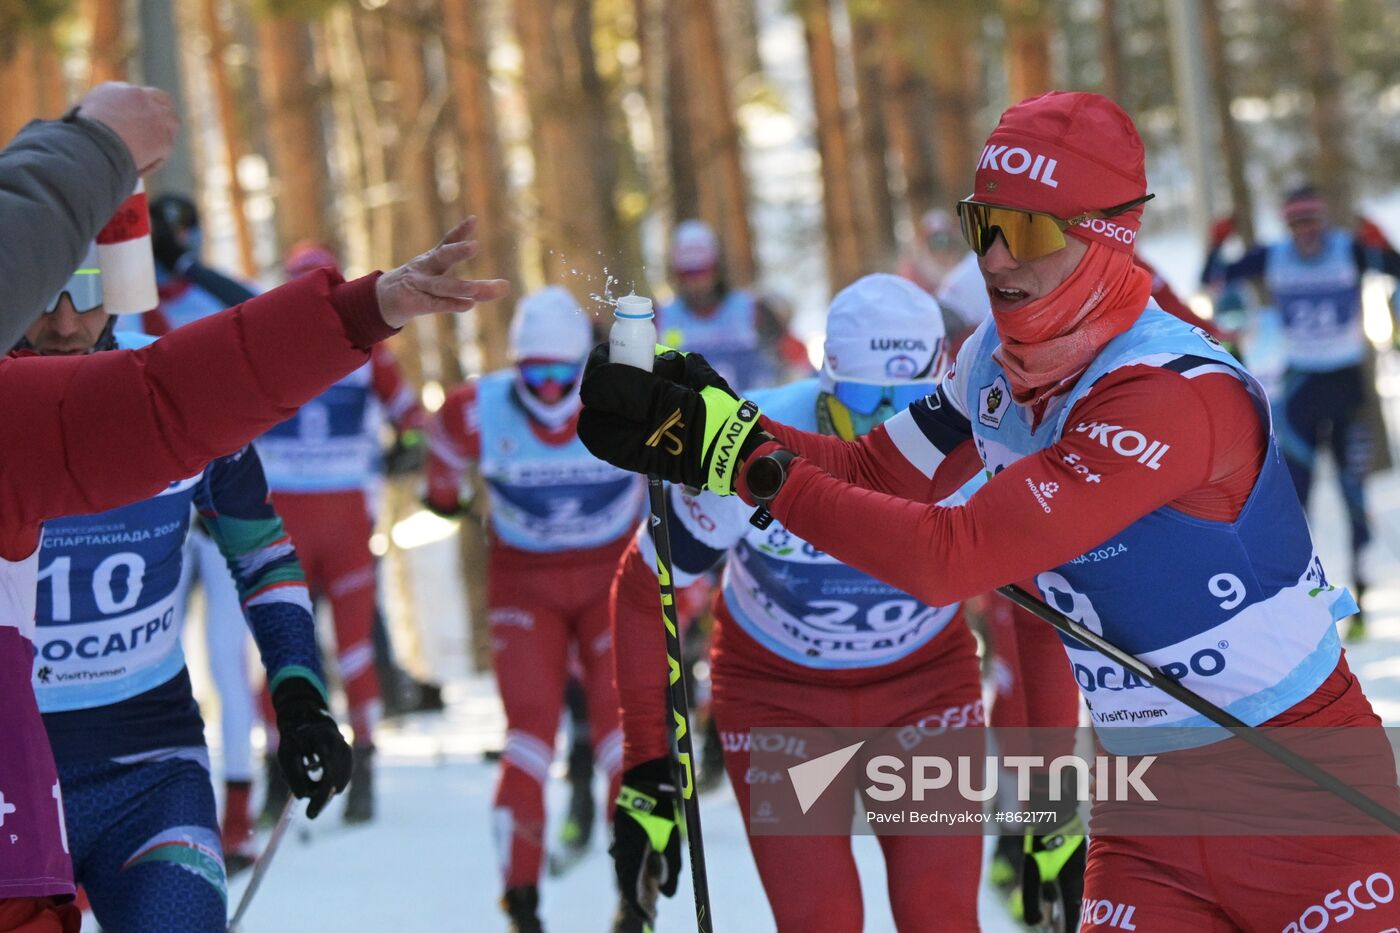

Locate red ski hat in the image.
[972,91,1149,254]
[1282,184,1328,224]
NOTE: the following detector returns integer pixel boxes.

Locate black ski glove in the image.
[272,677,354,819]
[579,345,767,495]
[611,759,682,925]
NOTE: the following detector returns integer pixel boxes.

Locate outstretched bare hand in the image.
[375,218,511,329]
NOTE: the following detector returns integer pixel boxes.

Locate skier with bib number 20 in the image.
[609,274,990,932]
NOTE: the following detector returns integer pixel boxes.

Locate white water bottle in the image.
[610,294,656,371]
[96,179,159,314]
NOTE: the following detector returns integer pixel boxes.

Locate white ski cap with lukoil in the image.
[509,286,592,361]
[671,219,721,272]
[821,273,946,386]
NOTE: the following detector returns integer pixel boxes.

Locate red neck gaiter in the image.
[991,241,1152,410]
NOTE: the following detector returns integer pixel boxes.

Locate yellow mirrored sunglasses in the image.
[956,194,1154,262]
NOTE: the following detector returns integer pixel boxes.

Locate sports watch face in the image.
[746,450,794,503]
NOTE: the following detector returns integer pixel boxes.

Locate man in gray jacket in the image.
[0,81,176,345]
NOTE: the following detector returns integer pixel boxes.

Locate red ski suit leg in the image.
[1082,656,1400,932]
[710,617,985,933]
[489,542,625,892]
[271,490,381,743]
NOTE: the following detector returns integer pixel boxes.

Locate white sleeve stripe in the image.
[1179,363,1242,381]
[883,410,945,480]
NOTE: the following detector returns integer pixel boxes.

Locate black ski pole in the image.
[649,477,714,931]
[997,583,1400,834]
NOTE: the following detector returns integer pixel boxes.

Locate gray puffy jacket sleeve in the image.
[0,116,137,346]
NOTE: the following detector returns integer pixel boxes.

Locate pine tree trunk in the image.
[1099,0,1125,103]
[1201,0,1256,248]
[682,0,757,284]
[384,2,440,274]
[372,5,436,389]
[928,3,982,204]
[879,19,938,223]
[442,0,518,372]
[0,45,38,145]
[1003,0,1053,102]
[359,7,423,395]
[719,0,762,85]
[88,0,128,83]
[201,0,256,276]
[850,14,898,267]
[0,32,66,144]
[573,1,635,298]
[801,0,864,291]
[441,0,507,675]
[385,1,458,388]
[636,0,697,290]
[35,36,66,118]
[315,15,369,269]
[255,13,330,252]
[633,0,670,247]
[1300,0,1352,220]
[347,7,397,270]
[140,0,195,195]
[513,0,617,297]
[663,0,700,226]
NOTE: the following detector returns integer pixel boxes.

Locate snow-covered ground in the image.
[151,508,1038,931]
[168,523,1031,932]
[215,700,1023,932]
